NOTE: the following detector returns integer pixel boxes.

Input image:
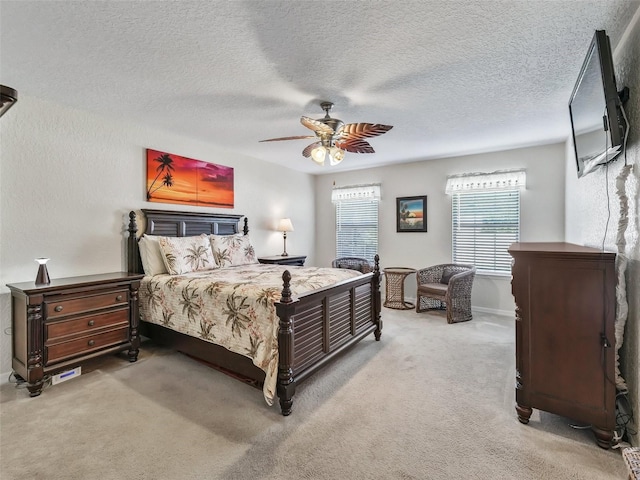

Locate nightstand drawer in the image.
[46,309,129,341]
[46,289,129,319]
[46,327,129,364]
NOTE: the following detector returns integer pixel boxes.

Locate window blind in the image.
[452,190,520,274]
[336,200,379,264]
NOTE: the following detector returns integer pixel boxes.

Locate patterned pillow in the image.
[158,235,216,275]
[210,234,258,267]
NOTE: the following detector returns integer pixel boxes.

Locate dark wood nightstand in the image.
[7,272,144,397]
[258,255,307,266]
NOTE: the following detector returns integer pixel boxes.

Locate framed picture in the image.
[146,149,234,208]
[396,196,427,232]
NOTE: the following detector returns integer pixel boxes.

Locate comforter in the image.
[139,264,361,404]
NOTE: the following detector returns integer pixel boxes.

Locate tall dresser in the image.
[508,242,616,449]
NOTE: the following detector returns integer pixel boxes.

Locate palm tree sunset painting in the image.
[146,149,234,208]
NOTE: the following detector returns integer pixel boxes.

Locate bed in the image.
[126,209,382,415]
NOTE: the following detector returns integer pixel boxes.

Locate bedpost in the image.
[275,270,298,416]
[127,211,141,274]
[243,217,249,235]
[373,254,382,341]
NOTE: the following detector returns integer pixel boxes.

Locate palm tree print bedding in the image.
[139,264,362,405]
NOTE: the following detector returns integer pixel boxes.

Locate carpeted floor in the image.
[0,309,627,479]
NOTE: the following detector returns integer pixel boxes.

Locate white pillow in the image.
[210,234,258,267]
[158,234,217,275]
[138,235,168,276]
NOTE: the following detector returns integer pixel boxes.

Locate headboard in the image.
[127,209,249,274]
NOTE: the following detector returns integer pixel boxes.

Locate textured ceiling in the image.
[1,1,639,174]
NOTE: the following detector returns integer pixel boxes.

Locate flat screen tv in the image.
[569,30,628,178]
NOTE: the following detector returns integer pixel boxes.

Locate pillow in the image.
[210,234,258,267]
[138,235,168,276]
[158,235,216,275]
[440,267,456,285]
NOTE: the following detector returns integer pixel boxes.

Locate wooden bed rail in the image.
[274,254,382,415]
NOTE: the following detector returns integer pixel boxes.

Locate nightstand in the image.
[7,272,144,397]
[258,255,307,266]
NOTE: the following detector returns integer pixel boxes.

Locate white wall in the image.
[565,8,640,446]
[0,95,315,376]
[315,143,566,315]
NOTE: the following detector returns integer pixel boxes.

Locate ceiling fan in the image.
[259,101,393,166]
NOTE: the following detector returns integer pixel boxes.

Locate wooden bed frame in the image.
[127,209,382,415]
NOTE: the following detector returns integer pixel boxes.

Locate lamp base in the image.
[281,252,289,257]
[35,263,50,285]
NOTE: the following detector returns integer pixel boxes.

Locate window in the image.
[333,184,380,264]
[447,170,525,275]
[451,190,520,274]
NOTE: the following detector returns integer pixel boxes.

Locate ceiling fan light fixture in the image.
[311,145,327,165]
[329,147,345,166]
[260,100,393,167]
[311,144,345,166]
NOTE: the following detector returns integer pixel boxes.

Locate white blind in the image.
[452,190,520,274]
[336,200,379,263]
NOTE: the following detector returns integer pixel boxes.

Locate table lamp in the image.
[277,218,294,256]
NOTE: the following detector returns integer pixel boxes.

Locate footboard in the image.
[275,255,382,415]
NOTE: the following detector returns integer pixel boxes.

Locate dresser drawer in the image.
[45,327,129,365]
[46,309,129,341]
[46,289,129,319]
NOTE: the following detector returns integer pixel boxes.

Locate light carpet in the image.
[0,309,627,479]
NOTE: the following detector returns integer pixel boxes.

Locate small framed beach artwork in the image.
[396,196,427,232]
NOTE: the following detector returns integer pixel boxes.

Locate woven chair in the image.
[416,263,476,323]
[331,257,373,273]
[623,447,640,480]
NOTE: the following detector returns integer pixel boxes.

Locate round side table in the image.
[383,267,417,310]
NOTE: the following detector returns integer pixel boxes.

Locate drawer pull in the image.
[88,320,95,327]
[88,340,95,347]
[54,305,63,312]
[115,295,124,302]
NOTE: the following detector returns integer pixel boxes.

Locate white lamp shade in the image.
[311,146,326,165]
[277,218,294,232]
[311,145,346,167]
[329,147,345,166]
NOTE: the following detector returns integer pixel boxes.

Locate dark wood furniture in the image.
[7,272,144,397]
[258,255,306,266]
[383,267,416,310]
[127,209,382,416]
[508,242,616,449]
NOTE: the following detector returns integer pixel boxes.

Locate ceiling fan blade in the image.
[302,142,321,158]
[259,135,316,142]
[335,139,375,154]
[301,116,335,135]
[340,123,393,140]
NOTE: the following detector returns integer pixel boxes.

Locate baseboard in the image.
[403,295,514,318]
[472,306,515,318]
